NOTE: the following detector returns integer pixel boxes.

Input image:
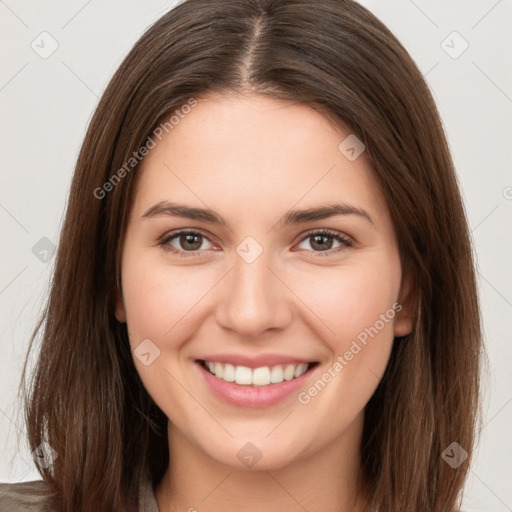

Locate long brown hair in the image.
[22,1,482,511]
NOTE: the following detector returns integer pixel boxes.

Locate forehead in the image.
[131,93,389,229]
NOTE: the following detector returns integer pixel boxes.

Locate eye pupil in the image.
[311,234,333,251]
[181,233,202,251]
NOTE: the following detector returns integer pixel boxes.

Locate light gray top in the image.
[0,476,160,511]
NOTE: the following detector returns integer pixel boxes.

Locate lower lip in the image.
[196,361,315,408]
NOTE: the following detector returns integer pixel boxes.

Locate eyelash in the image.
[157,228,353,258]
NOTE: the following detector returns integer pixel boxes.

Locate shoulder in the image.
[0,480,58,511]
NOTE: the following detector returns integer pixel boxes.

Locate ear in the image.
[394,270,417,337]
[114,286,127,323]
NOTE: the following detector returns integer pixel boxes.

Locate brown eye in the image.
[159,230,215,256]
[296,229,353,255]
[178,233,203,251]
[309,234,334,251]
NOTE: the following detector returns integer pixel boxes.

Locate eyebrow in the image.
[141,200,375,227]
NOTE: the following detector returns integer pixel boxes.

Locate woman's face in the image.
[116,93,414,471]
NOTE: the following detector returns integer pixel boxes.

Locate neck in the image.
[155,415,368,512]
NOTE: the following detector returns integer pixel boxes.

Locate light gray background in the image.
[1,1,511,510]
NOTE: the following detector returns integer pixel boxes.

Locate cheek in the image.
[293,265,399,424]
[291,258,401,412]
[119,257,213,418]
[121,257,215,347]
[292,258,401,348]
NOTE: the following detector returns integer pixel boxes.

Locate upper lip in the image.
[197,354,316,368]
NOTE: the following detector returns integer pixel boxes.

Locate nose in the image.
[214,249,294,339]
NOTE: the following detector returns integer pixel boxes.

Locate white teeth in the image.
[204,360,311,386]
[283,364,296,381]
[235,366,252,385]
[223,363,235,382]
[270,365,283,383]
[252,367,271,386]
[214,362,224,379]
[294,363,308,378]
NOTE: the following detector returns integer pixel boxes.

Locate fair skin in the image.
[115,93,414,512]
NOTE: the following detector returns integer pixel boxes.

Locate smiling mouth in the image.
[198,359,319,387]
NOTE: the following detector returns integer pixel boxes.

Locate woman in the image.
[0,0,482,511]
